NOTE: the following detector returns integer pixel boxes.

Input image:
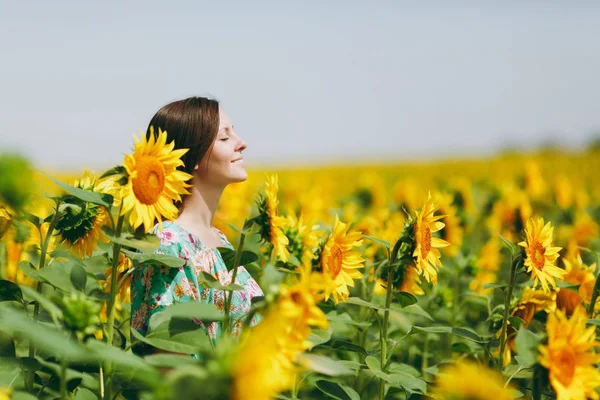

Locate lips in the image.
[232,158,243,163]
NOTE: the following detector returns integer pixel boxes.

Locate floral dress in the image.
[129,221,264,349]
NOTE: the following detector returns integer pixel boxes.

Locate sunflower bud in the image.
[59,292,101,339]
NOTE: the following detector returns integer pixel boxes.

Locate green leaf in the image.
[395,304,433,321]
[556,280,579,290]
[83,255,112,276]
[363,235,391,250]
[144,354,198,368]
[22,211,43,229]
[307,328,332,348]
[365,356,426,393]
[131,319,212,355]
[70,264,87,292]
[196,271,243,291]
[121,249,185,268]
[217,247,259,269]
[497,232,519,257]
[0,304,86,360]
[482,283,508,291]
[298,354,354,376]
[316,380,361,400]
[37,260,76,292]
[451,342,471,354]
[85,339,159,386]
[345,297,386,310]
[11,392,39,400]
[156,301,224,322]
[408,326,485,343]
[0,330,15,357]
[104,233,160,253]
[514,327,540,367]
[48,175,113,209]
[587,319,600,326]
[508,316,525,330]
[18,261,41,281]
[0,280,23,303]
[394,292,418,308]
[73,387,99,400]
[20,285,63,324]
[330,340,368,356]
[326,312,371,328]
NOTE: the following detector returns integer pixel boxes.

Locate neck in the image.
[177,176,225,230]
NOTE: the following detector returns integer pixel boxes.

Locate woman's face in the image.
[196,108,248,185]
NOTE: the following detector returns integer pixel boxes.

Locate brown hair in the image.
[146,96,220,209]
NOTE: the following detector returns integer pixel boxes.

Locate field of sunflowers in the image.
[1,133,600,400]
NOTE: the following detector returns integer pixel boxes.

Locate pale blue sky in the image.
[1,1,599,170]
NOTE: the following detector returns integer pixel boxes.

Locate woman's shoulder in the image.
[150,221,194,255]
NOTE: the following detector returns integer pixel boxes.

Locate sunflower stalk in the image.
[224,231,246,335]
[588,271,600,318]
[103,212,124,400]
[378,236,404,400]
[25,202,61,392]
[497,256,520,371]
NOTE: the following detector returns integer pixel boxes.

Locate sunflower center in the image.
[132,156,165,205]
[530,241,546,270]
[555,348,576,387]
[330,245,344,279]
[419,225,432,257]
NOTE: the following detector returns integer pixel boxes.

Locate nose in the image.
[236,136,247,152]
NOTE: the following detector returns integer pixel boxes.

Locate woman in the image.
[129,96,264,351]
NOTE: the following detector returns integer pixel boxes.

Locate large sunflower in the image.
[256,174,289,263]
[413,194,449,284]
[518,217,565,294]
[538,306,600,400]
[56,170,109,258]
[121,127,192,231]
[431,361,516,400]
[320,215,364,304]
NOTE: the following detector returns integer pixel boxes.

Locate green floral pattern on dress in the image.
[130,221,263,348]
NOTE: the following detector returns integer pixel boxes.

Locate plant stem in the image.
[588,271,600,318]
[224,231,246,334]
[378,267,394,400]
[103,212,124,400]
[60,358,67,400]
[25,205,61,392]
[497,257,518,371]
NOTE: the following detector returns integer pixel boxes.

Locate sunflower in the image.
[279,264,329,333]
[437,192,463,257]
[496,287,557,366]
[0,203,13,240]
[320,215,364,304]
[102,253,133,305]
[55,170,109,258]
[0,387,12,400]
[397,266,424,296]
[231,307,301,400]
[282,210,321,268]
[431,361,516,400]
[121,127,192,232]
[412,194,449,284]
[556,249,596,315]
[538,306,600,400]
[518,217,565,294]
[554,174,573,210]
[256,174,290,263]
